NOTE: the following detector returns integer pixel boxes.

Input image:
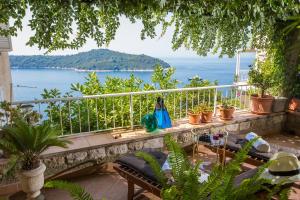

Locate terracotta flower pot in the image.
[218,106,235,120]
[188,113,201,125]
[19,163,46,200]
[250,95,274,115]
[289,98,300,111]
[201,111,213,123]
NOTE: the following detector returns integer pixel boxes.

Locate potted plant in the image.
[200,104,213,123]
[218,99,235,120]
[248,60,274,115]
[0,120,71,199]
[188,105,202,125]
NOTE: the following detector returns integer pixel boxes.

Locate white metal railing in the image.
[1,84,251,136]
[239,70,249,82]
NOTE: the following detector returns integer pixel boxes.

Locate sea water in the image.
[11,56,255,101]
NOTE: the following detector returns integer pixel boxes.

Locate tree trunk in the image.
[283,28,300,97]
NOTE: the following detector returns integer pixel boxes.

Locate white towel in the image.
[245,132,270,153]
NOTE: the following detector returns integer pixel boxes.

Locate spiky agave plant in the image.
[0,120,71,174]
[137,134,290,200]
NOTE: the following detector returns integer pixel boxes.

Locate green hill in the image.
[9,49,170,71]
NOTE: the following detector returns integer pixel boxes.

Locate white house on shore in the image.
[0,24,12,102]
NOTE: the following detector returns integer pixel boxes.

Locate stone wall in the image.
[286,111,300,135]
[41,112,286,177]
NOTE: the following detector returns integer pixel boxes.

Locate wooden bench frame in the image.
[113,164,162,200]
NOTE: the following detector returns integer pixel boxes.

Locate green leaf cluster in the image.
[137,134,290,200]
[0,120,71,174]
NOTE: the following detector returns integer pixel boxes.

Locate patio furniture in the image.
[192,129,300,166]
[114,149,296,200]
[113,150,167,199]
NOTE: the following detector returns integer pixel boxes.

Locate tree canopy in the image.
[1,0,299,55]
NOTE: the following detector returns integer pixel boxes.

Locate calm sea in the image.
[11,56,255,101]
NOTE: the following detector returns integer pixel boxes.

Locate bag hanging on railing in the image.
[153,97,172,129]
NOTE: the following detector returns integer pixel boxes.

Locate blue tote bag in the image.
[153,97,172,129]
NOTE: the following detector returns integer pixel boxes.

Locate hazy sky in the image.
[10,14,202,58]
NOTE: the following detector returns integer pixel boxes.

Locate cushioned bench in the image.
[200,134,300,166]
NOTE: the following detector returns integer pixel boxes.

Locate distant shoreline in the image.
[11,67,157,72]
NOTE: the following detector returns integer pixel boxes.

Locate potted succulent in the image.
[248,60,274,115]
[218,99,235,120]
[200,104,214,123]
[188,105,202,125]
[0,120,71,199]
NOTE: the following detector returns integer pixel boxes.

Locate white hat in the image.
[260,152,300,184]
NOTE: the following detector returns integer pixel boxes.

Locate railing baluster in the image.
[213,88,218,116]
[139,95,142,122]
[129,94,134,129]
[95,98,99,130]
[179,92,182,119]
[173,93,176,118]
[197,90,200,105]
[113,97,116,128]
[78,100,82,133]
[104,98,107,129]
[185,91,188,117]
[59,101,63,135]
[86,99,90,132]
[68,100,72,134]
[121,98,124,127]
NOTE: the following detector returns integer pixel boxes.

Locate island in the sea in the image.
[9,49,170,71]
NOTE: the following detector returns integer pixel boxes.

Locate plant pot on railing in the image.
[250,95,274,115]
[289,97,300,111]
[201,111,213,123]
[218,106,235,120]
[188,106,202,125]
[272,97,288,113]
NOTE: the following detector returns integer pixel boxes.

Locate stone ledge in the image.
[39,111,286,158]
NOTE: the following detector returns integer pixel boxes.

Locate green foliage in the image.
[0,101,41,126]
[1,1,299,56]
[220,98,235,109]
[138,134,290,200]
[152,66,179,89]
[0,120,71,172]
[136,151,167,187]
[248,59,275,97]
[9,49,170,70]
[40,66,222,134]
[45,180,94,200]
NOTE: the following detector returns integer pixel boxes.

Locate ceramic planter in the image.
[188,113,201,125]
[289,98,300,111]
[272,97,288,113]
[201,111,213,123]
[19,163,46,200]
[250,95,274,115]
[218,106,235,120]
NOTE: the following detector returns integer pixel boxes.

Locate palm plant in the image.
[45,180,94,200]
[137,134,289,200]
[0,120,71,172]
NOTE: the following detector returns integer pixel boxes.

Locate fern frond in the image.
[135,151,167,187]
[164,134,189,186]
[45,180,94,200]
